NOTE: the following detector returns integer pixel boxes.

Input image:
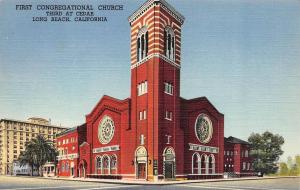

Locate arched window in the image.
[94,156,101,174]
[208,154,215,174]
[242,162,246,170]
[200,154,207,174]
[111,155,117,169]
[103,156,109,169]
[61,162,65,172]
[137,27,148,62]
[192,153,200,174]
[96,156,102,172]
[164,26,175,61]
[65,162,69,172]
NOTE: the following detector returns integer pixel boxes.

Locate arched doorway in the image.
[79,160,87,178]
[135,146,147,179]
[163,147,176,179]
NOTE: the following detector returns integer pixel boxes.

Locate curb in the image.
[8,175,300,186]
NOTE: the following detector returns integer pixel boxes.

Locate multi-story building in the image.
[0,117,67,175]
[56,124,86,177]
[224,136,254,177]
[56,0,225,181]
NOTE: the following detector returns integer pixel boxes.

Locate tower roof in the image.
[128,0,185,25]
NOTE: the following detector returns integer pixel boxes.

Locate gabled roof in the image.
[86,95,130,119]
[225,136,251,145]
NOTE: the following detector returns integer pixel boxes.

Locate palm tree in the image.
[18,135,58,176]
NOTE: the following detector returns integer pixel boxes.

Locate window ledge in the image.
[138,92,148,97]
[164,92,173,96]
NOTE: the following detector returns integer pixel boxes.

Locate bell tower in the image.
[128,0,184,180]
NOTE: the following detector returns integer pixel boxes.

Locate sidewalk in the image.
[15,175,300,185]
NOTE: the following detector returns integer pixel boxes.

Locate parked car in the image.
[257,172,264,177]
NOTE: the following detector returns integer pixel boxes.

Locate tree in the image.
[279,162,289,176]
[289,164,298,176]
[287,156,293,168]
[289,155,300,176]
[295,155,300,175]
[248,131,284,175]
[18,135,58,176]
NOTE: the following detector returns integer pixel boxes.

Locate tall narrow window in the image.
[139,111,143,120]
[111,155,117,169]
[141,34,145,58]
[164,82,174,95]
[164,30,167,55]
[139,110,147,120]
[164,26,175,61]
[103,156,109,170]
[137,27,148,62]
[144,81,148,94]
[137,38,140,62]
[165,111,173,121]
[96,157,102,169]
[140,134,145,145]
[145,32,148,56]
[137,81,148,96]
[66,162,69,172]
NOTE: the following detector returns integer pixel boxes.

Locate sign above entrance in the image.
[188,143,219,154]
[93,145,120,154]
[57,153,79,161]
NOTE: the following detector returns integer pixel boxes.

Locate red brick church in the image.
[56,0,253,181]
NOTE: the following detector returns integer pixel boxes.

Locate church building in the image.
[57,0,225,181]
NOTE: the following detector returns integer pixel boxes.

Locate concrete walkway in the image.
[16,175,300,185]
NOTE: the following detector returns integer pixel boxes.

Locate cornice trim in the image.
[130,53,181,70]
[128,0,185,25]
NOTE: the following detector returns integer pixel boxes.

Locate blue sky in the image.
[0,0,299,161]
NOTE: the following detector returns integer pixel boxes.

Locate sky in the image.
[0,0,300,161]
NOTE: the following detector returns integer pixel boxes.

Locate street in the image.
[0,176,299,190]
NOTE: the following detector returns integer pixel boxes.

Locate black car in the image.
[257,172,264,177]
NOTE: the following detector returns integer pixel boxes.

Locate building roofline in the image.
[87,95,130,118]
[56,123,86,137]
[0,118,68,129]
[180,96,224,116]
[128,0,185,25]
[27,117,49,121]
[225,136,251,145]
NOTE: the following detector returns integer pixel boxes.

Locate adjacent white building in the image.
[13,161,38,176]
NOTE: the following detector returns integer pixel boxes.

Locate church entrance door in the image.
[137,163,146,179]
